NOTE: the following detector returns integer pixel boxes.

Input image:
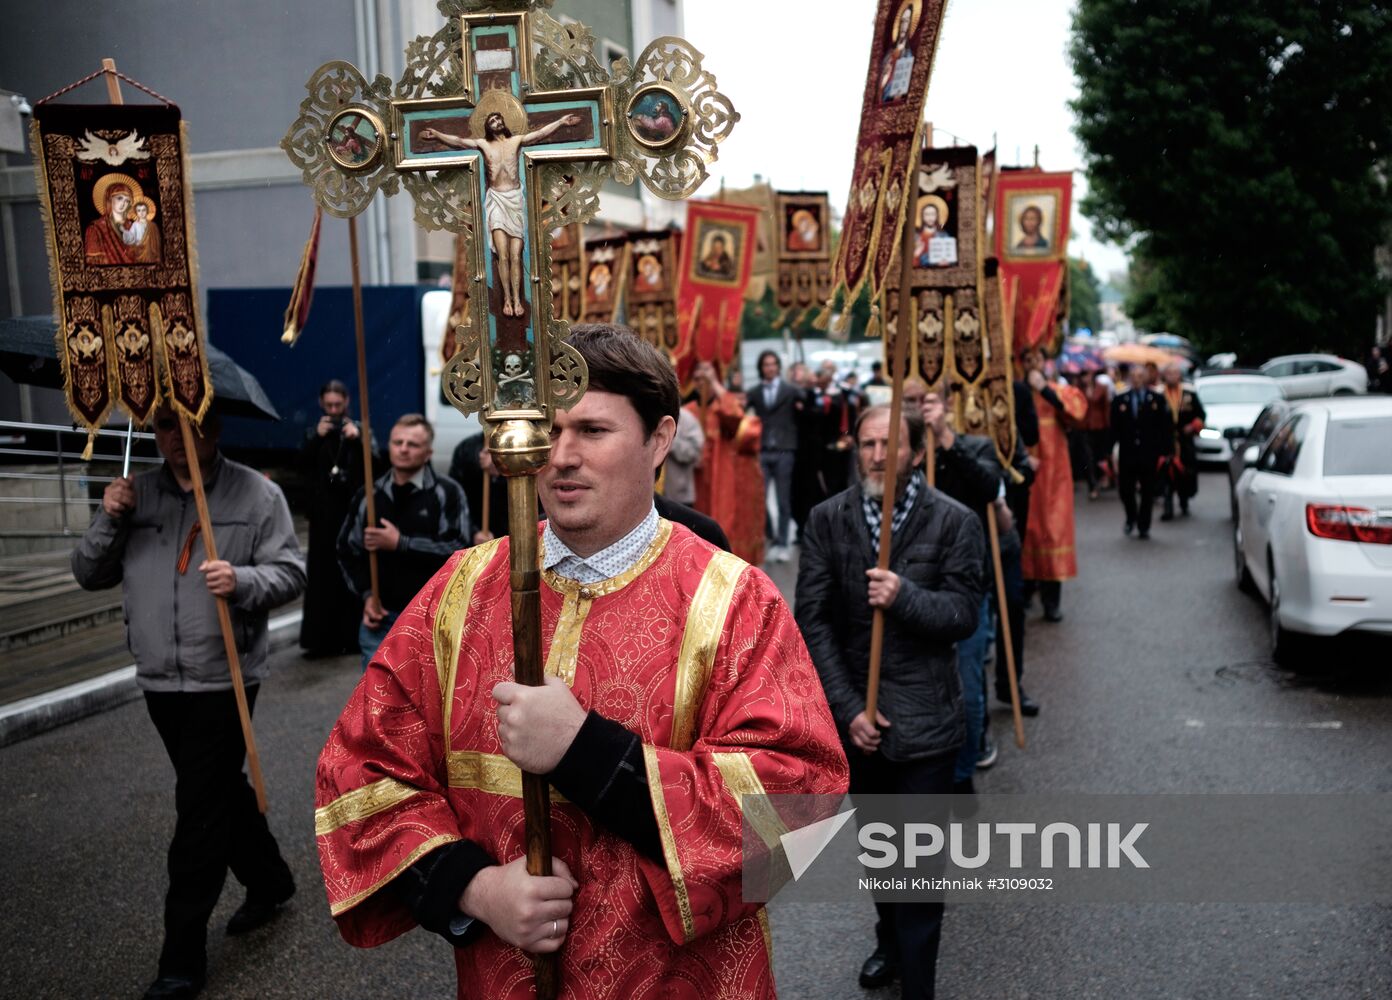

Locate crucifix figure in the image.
[419,110,580,317]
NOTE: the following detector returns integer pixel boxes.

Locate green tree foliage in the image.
[1070,1,1392,357]
[1069,256,1103,333]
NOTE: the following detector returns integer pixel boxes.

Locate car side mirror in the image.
[1242,445,1259,468]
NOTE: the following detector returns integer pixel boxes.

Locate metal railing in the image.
[0,420,159,537]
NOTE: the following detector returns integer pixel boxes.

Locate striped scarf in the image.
[861,470,923,550]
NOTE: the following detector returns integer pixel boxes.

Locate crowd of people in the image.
[71,321,1219,1000]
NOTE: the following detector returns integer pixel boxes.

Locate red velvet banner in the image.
[823,0,949,331]
[994,169,1072,355]
[674,200,759,383]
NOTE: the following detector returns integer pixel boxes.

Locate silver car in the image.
[1259,354,1368,399]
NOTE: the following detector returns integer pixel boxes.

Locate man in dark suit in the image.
[1110,364,1174,539]
[746,350,801,562]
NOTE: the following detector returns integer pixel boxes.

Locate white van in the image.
[420,288,482,476]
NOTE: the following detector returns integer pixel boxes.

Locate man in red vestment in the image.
[685,359,765,565]
[315,325,847,999]
[1019,349,1088,622]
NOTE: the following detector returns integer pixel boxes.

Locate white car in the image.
[1193,374,1285,464]
[1233,396,1392,662]
[1259,353,1368,399]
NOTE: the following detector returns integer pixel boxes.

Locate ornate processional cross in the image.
[282,0,736,432]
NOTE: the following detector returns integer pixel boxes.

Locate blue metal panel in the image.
[208,285,426,451]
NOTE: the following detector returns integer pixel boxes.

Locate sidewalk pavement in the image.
[0,608,303,747]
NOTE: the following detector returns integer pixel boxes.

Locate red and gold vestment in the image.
[315,521,847,999]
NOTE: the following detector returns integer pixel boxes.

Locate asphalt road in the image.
[3,472,1390,998]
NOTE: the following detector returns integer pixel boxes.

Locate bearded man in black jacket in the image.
[795,403,984,1000]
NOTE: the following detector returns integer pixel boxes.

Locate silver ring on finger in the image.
[552,919,559,938]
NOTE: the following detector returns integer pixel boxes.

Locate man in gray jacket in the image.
[72,406,305,1000]
[795,403,984,1000]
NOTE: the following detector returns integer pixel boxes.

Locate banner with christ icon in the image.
[820,0,948,336]
[995,169,1072,355]
[32,99,211,432]
[882,146,979,398]
[674,200,760,382]
[774,191,833,327]
[580,235,629,324]
[625,230,681,355]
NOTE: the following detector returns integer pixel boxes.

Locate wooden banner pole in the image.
[987,505,1026,749]
[347,216,381,605]
[180,419,270,812]
[480,467,491,539]
[864,196,919,725]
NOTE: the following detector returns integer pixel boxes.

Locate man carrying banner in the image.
[796,403,982,999]
[73,407,304,999]
[315,327,846,999]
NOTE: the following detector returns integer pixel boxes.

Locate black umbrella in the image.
[0,314,279,420]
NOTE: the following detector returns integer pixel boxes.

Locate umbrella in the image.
[1058,346,1104,375]
[1102,343,1182,368]
[0,314,279,420]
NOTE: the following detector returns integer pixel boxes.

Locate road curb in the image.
[0,610,303,748]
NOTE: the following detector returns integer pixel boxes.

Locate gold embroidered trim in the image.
[540,518,673,598]
[644,742,695,943]
[544,587,591,687]
[711,752,788,852]
[314,777,421,837]
[434,538,504,739]
[328,832,460,917]
[757,907,774,965]
[445,750,567,801]
[671,550,746,750]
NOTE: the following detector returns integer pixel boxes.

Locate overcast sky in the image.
[682,0,1129,281]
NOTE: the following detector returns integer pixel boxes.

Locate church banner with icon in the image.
[821,0,948,336]
[674,200,759,382]
[32,100,211,435]
[882,146,978,399]
[625,230,681,356]
[774,190,833,327]
[580,235,629,324]
[995,169,1072,355]
[714,181,776,302]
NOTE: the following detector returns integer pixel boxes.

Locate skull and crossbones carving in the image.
[499,353,532,387]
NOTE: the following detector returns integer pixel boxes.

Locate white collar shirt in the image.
[542,504,659,584]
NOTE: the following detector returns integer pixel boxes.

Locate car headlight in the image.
[1199,428,1222,440]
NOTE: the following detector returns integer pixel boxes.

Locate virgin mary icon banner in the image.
[775,191,833,327]
[32,100,211,431]
[821,0,948,335]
